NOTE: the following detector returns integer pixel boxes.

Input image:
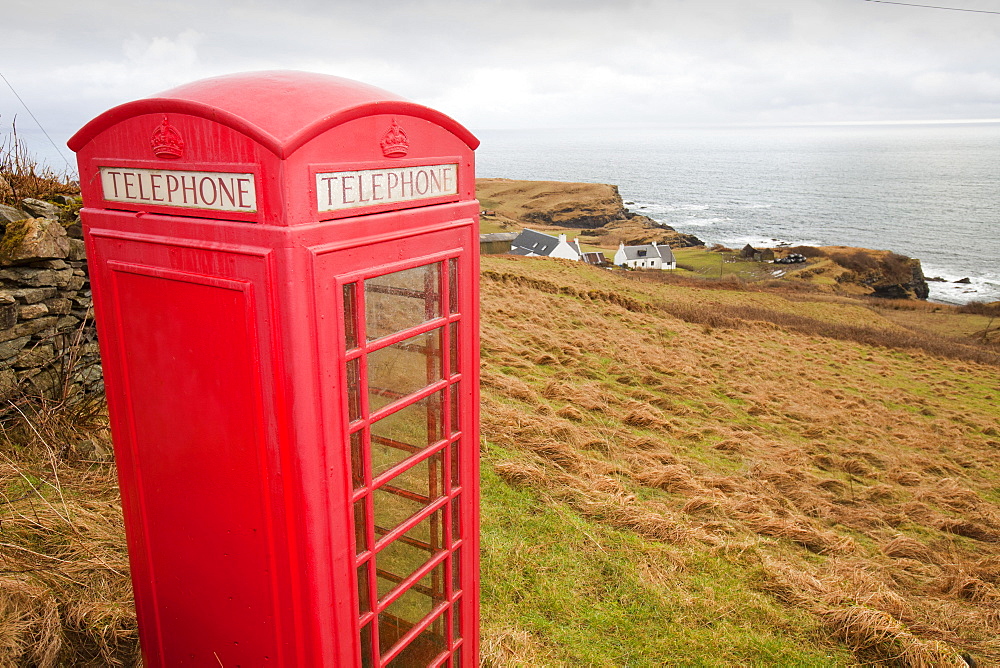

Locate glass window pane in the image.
[448,322,458,377]
[451,497,461,545]
[449,440,460,490]
[379,568,447,660]
[449,381,460,435]
[360,623,373,668]
[347,358,361,422]
[354,499,368,554]
[368,329,442,412]
[373,452,444,537]
[452,599,461,642]
[344,283,358,350]
[376,507,445,599]
[358,563,371,615]
[351,431,365,490]
[448,258,459,315]
[451,546,461,594]
[366,264,441,341]
[371,392,443,477]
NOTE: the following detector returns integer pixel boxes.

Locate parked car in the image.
[774,253,806,264]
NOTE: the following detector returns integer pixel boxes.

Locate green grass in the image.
[480,454,854,667]
[673,247,776,280]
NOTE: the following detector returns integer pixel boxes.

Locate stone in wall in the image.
[20,198,61,220]
[0,205,28,226]
[0,217,71,265]
[0,196,100,403]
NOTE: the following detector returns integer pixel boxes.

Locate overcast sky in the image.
[4,0,1000,167]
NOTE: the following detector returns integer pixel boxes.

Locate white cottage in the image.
[614,241,676,270]
[510,229,583,261]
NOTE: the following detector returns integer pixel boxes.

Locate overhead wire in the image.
[0,70,75,173]
[863,0,1000,15]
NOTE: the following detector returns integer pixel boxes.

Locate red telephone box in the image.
[68,71,480,667]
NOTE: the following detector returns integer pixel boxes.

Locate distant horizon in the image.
[7,114,1000,178]
[476,118,1000,133]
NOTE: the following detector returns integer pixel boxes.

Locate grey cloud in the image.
[3,0,1000,168]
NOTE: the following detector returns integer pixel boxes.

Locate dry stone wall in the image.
[0,197,101,403]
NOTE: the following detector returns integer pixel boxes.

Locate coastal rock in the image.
[603,215,704,247]
[865,259,929,300]
[867,258,930,300]
[823,247,929,300]
[955,277,972,284]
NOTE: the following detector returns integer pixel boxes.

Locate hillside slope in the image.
[0,255,997,666]
[479,256,999,666]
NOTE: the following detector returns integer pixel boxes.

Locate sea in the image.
[475,123,1000,305]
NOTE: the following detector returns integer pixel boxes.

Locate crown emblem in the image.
[150,116,184,159]
[379,120,409,158]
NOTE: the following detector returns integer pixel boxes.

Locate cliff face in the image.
[869,258,930,300]
[476,178,703,247]
[477,179,628,227]
[819,247,930,300]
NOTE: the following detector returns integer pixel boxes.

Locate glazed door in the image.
[315,224,478,668]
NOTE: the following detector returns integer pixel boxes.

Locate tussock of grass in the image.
[0,123,78,205]
[0,399,136,667]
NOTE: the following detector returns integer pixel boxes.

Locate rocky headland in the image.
[476,178,704,248]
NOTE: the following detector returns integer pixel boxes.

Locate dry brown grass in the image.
[1,247,995,665]
[481,255,1000,666]
[0,123,78,205]
[0,398,136,667]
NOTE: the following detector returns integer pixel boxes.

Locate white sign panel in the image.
[99,167,257,212]
[316,163,458,212]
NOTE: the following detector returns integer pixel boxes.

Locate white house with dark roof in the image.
[509,229,583,261]
[614,241,676,270]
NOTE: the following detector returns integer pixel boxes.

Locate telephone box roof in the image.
[68,70,479,158]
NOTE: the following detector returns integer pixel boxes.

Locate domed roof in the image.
[68,70,478,158]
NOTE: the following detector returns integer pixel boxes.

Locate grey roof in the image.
[510,229,560,256]
[620,244,657,261]
[621,242,674,263]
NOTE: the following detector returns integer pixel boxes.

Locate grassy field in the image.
[478,256,999,667]
[1,255,998,666]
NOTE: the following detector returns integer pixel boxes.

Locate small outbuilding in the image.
[581,251,609,266]
[740,244,775,262]
[479,232,517,255]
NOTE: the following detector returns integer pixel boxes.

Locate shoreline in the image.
[662,228,999,306]
[477,177,998,306]
[476,125,1000,307]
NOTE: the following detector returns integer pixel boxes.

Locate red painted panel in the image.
[109,266,278,666]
